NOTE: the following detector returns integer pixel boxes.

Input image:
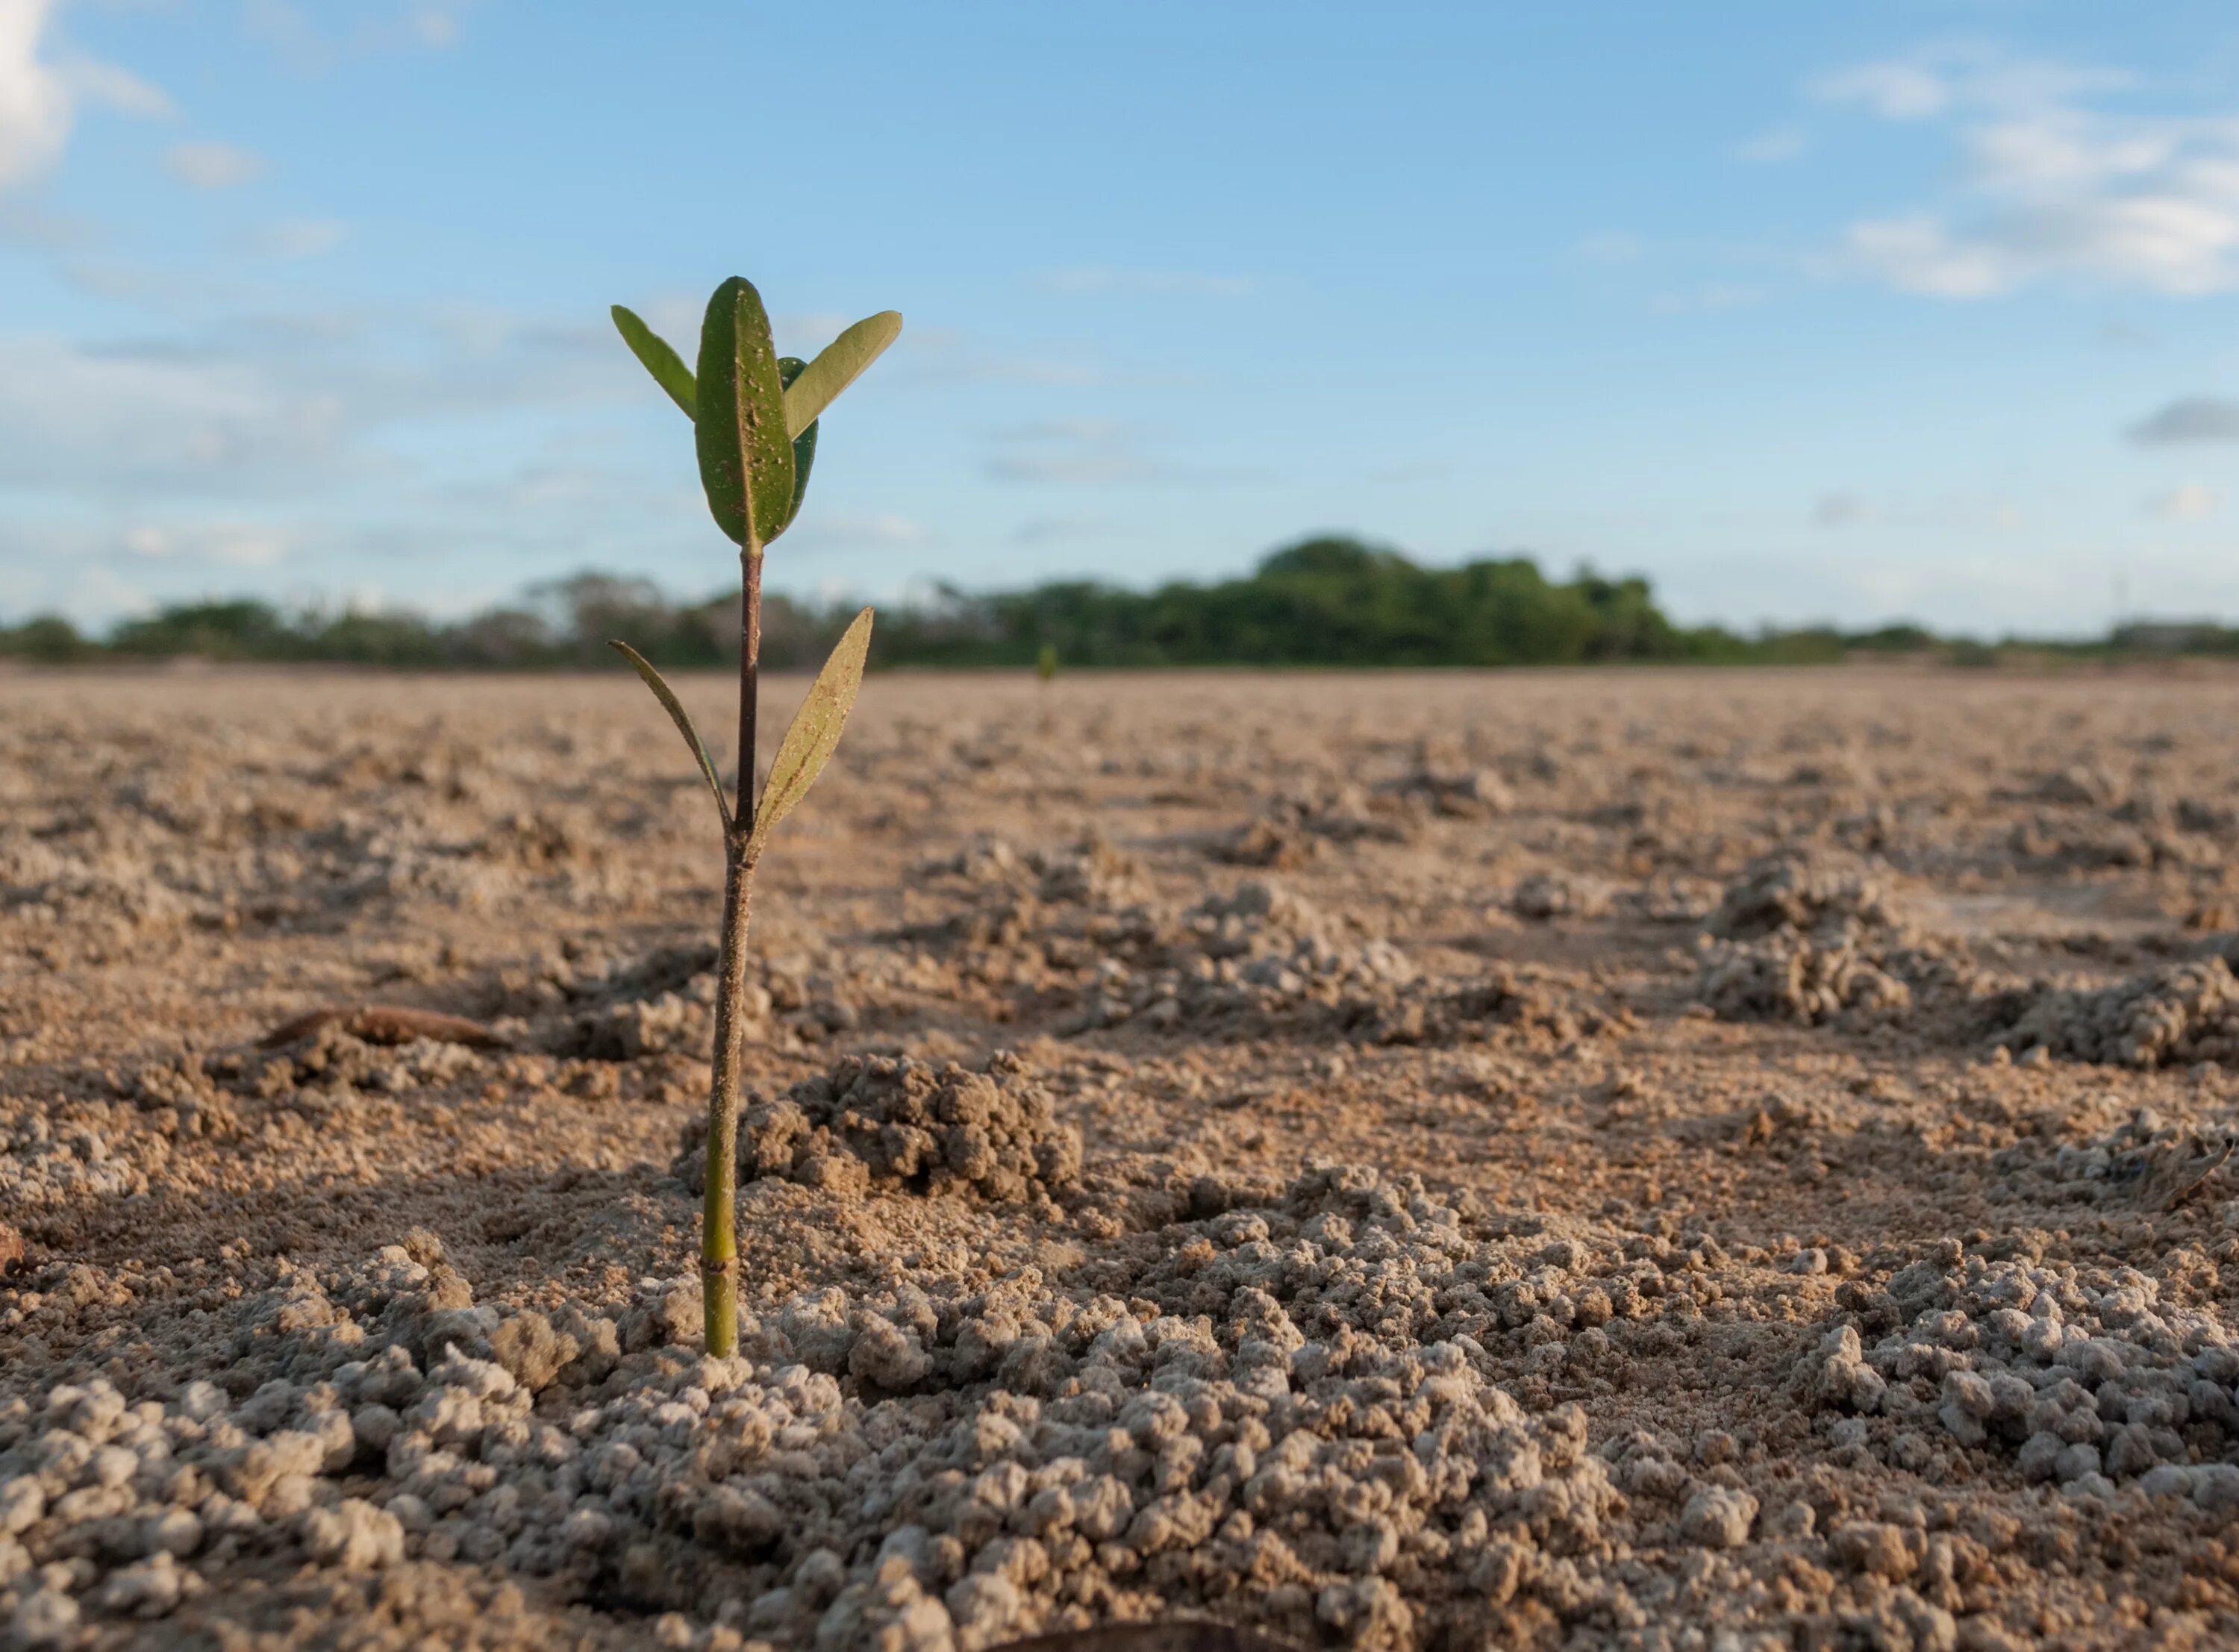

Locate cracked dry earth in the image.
[11,667,2239,1652]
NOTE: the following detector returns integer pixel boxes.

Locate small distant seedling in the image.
[1037,643,1060,683]
[610,279,900,1355]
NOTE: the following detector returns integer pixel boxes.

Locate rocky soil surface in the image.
[7,663,2239,1650]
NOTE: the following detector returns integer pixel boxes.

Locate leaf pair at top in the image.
[611,286,901,551]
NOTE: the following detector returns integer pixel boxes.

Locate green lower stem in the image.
[702,846,755,1356]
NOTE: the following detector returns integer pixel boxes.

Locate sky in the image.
[10,3,2239,635]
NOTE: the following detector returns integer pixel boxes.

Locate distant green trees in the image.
[1,533,2190,671]
[873,537,1696,667]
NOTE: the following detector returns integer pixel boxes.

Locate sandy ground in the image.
[7,663,2239,1651]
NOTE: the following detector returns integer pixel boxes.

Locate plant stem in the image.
[701,843,753,1355]
[739,549,762,825]
[702,542,764,1357]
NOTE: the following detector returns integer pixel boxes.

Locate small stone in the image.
[1679,1486,1758,1548]
[2054,1442,2102,1485]
[0,1477,44,1536]
[7,1588,80,1648]
[300,1499,405,1571]
[97,1552,183,1618]
[849,1318,933,1391]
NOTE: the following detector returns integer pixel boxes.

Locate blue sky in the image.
[9,1,2239,634]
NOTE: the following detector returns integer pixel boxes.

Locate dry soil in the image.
[7,663,2239,1652]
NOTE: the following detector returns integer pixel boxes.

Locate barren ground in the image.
[7,663,2239,1651]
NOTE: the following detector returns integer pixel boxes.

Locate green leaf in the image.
[746,607,873,857]
[610,305,696,419]
[782,310,902,439]
[775,357,818,538]
[694,278,795,548]
[609,639,730,832]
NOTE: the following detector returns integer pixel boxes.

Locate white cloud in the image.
[0,0,72,187]
[251,217,346,258]
[1037,267,1254,298]
[1839,216,2011,298]
[0,334,344,491]
[985,418,1255,486]
[63,56,171,119]
[0,301,628,506]
[165,139,264,189]
[1735,125,1808,163]
[1822,46,2239,298]
[2150,482,2220,520]
[245,0,475,70]
[1,2,169,189]
[408,3,469,48]
[1815,60,1952,121]
[122,521,293,566]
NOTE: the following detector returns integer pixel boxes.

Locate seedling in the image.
[610,279,901,1355]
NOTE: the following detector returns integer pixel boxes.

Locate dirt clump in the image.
[680,1051,1084,1203]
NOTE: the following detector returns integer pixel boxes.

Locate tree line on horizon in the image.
[0,536,2227,670]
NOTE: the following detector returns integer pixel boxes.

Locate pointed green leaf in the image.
[611,305,696,419]
[610,639,731,832]
[782,310,902,438]
[775,356,818,538]
[694,278,795,548]
[746,607,873,857]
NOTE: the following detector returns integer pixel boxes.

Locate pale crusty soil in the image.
[7,663,2239,1651]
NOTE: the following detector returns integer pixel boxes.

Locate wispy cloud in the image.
[122,521,293,567]
[1735,125,1809,163]
[0,300,626,506]
[1651,282,1764,314]
[63,56,172,120]
[1820,44,2239,298]
[1010,514,1108,545]
[1814,489,1873,527]
[165,140,264,189]
[250,217,346,259]
[782,511,934,553]
[1811,487,2023,534]
[1814,60,1954,121]
[2129,395,2239,443]
[1035,267,1254,298]
[987,435,1159,486]
[2149,481,2219,520]
[896,327,1105,389]
[986,418,1255,486]
[243,0,476,73]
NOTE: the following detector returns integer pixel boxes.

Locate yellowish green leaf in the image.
[782,311,902,438]
[610,305,696,419]
[747,607,873,856]
[610,640,730,831]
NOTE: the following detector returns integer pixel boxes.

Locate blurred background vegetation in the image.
[4,536,2230,670]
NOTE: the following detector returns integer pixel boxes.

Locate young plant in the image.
[609,280,901,1355]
